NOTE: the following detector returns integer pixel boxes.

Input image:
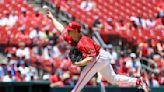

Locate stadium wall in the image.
[0,82,164,92]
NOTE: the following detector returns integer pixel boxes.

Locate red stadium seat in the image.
[56,0,161,42]
[0,37,8,44]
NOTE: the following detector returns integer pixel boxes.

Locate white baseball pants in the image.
[72,49,137,92]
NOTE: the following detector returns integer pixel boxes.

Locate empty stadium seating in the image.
[52,0,163,42]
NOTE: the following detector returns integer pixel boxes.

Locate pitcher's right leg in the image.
[99,63,150,92]
[99,63,137,86]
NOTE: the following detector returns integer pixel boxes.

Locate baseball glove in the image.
[68,47,82,62]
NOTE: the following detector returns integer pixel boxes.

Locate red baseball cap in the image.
[66,21,81,33]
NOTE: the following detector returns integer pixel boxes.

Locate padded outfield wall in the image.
[0,82,163,92]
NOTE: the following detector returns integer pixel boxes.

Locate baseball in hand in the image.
[43,5,49,10]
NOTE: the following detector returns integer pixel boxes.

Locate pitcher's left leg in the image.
[71,61,98,92]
